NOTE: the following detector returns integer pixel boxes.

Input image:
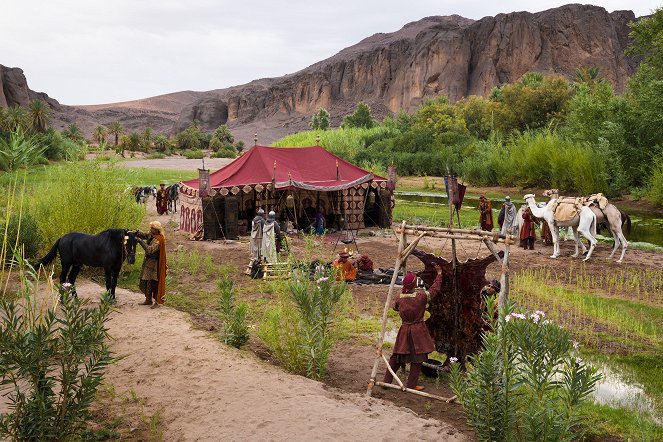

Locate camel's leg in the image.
[616,232,628,263]
[578,213,597,262]
[550,225,561,258]
[571,227,580,258]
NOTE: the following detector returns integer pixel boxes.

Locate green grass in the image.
[392,199,483,229]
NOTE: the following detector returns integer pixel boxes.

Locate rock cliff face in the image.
[2,4,641,144]
[170,4,639,137]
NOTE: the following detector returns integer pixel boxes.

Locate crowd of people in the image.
[479,194,552,250]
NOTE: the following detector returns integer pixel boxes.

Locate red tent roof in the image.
[182,145,385,191]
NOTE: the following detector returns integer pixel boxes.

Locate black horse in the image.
[166,183,180,213]
[34,229,137,298]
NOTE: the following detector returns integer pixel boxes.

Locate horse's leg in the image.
[571,227,580,258]
[104,267,114,298]
[578,213,597,262]
[110,267,121,299]
[68,265,82,297]
[60,261,72,285]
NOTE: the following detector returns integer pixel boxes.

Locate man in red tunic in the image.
[520,206,537,250]
[479,195,494,231]
[383,265,443,391]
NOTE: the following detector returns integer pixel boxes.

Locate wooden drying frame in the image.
[366,220,514,400]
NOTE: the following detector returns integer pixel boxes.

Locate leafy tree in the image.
[235,140,245,153]
[413,97,469,145]
[574,66,602,89]
[342,102,375,129]
[309,108,330,130]
[625,8,663,152]
[28,99,50,132]
[520,71,544,87]
[457,96,498,139]
[108,121,124,146]
[93,125,108,146]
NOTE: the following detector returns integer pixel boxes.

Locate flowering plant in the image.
[450,296,601,442]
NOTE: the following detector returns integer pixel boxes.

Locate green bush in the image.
[0,288,114,440]
[218,278,249,348]
[0,212,43,260]
[648,157,663,206]
[37,129,86,161]
[29,162,144,248]
[0,127,47,171]
[210,147,236,158]
[450,297,601,442]
[258,268,346,379]
[182,149,205,159]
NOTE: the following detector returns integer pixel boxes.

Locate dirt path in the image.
[72,280,466,441]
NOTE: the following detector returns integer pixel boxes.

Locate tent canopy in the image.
[182,145,385,192]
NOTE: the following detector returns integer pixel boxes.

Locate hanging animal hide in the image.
[413,249,503,364]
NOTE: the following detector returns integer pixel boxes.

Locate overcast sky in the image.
[1,1,659,105]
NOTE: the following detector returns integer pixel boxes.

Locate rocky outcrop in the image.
[0,65,60,109]
[169,4,639,137]
[3,5,642,144]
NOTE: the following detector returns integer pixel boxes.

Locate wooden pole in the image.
[381,353,404,389]
[375,381,457,403]
[482,239,503,264]
[498,242,510,310]
[367,221,407,396]
[399,230,513,244]
[401,224,508,239]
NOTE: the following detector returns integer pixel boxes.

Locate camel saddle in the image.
[586,193,609,210]
[551,197,584,222]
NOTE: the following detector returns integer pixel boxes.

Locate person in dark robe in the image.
[383,265,442,391]
[540,220,553,246]
[314,205,325,235]
[520,206,537,250]
[156,183,168,215]
[479,195,494,231]
[300,198,316,232]
[137,220,167,309]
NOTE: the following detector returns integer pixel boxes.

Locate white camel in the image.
[543,189,629,263]
[523,194,598,261]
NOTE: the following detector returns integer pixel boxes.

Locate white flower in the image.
[505,314,512,322]
[449,357,458,363]
[535,310,546,317]
[575,357,582,364]
[316,276,329,284]
[62,283,72,289]
[530,313,540,323]
[543,319,551,325]
[572,341,579,350]
[513,313,526,320]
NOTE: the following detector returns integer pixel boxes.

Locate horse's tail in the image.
[621,210,632,234]
[34,238,60,268]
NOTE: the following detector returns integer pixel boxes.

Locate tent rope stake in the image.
[366,222,513,401]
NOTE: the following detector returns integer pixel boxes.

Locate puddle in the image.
[592,364,661,421]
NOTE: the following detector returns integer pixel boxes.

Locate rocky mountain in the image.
[1,4,641,144]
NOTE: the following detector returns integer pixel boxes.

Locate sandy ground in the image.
[0,280,465,441]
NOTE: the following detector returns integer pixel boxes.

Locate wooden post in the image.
[498,239,511,310]
[367,221,407,396]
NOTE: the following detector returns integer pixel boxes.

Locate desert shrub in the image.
[0,212,43,260]
[450,297,601,442]
[0,286,114,440]
[0,127,47,171]
[182,149,205,160]
[37,129,86,161]
[29,162,144,248]
[258,268,346,379]
[217,278,249,348]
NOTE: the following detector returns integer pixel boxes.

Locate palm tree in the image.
[154,134,170,153]
[93,125,108,146]
[0,107,7,133]
[5,105,30,132]
[63,123,84,143]
[29,99,51,132]
[108,121,124,146]
[142,127,153,151]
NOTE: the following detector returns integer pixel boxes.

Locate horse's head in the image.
[124,230,138,264]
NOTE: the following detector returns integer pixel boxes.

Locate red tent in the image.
[177,145,391,235]
[181,145,385,191]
